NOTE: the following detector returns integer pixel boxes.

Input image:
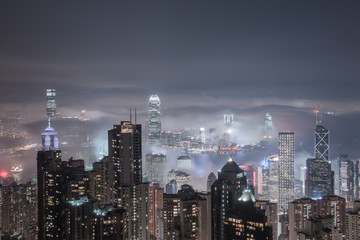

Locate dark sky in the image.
[1,1,360,161]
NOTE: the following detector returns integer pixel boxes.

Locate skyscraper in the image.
[314,124,330,160]
[148,95,161,145]
[46,89,56,119]
[264,113,275,139]
[305,158,333,199]
[338,155,356,207]
[211,158,247,240]
[261,155,279,202]
[278,132,295,212]
[37,125,64,240]
[146,153,166,186]
[108,120,149,239]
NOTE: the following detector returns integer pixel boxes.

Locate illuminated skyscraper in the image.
[146,153,166,186]
[315,124,330,160]
[278,132,295,212]
[338,155,356,208]
[305,158,333,199]
[46,89,56,119]
[211,158,248,240]
[148,95,161,145]
[37,125,64,240]
[264,113,275,139]
[108,120,149,239]
[261,155,279,202]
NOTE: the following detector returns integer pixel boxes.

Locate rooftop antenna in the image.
[130,108,132,123]
[315,109,322,125]
[135,108,137,124]
[48,117,51,128]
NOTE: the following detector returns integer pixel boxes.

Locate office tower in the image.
[46,89,56,119]
[167,169,191,192]
[146,154,166,186]
[278,132,295,212]
[163,185,210,240]
[211,158,247,240]
[10,165,23,184]
[176,155,192,172]
[261,155,279,201]
[0,181,37,240]
[338,155,356,207]
[224,190,272,240]
[258,200,278,240]
[314,122,330,160]
[224,114,234,127]
[37,124,64,240]
[305,158,333,199]
[264,113,275,139]
[148,95,161,145]
[346,200,360,240]
[207,171,217,192]
[89,156,114,206]
[149,184,164,240]
[108,120,149,239]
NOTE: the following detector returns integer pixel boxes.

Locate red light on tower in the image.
[0,171,8,178]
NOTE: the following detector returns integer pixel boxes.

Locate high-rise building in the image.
[346,200,360,240]
[264,113,275,139]
[224,190,273,240]
[146,153,166,186]
[278,132,295,212]
[314,123,330,160]
[338,155,356,207]
[305,158,333,199]
[257,200,278,240]
[176,155,192,172]
[288,196,346,240]
[261,155,279,202]
[211,158,247,240]
[37,124,64,240]
[89,156,114,206]
[46,89,56,119]
[108,120,149,239]
[1,181,37,240]
[149,184,164,240]
[163,185,210,240]
[224,114,234,127]
[10,165,23,184]
[148,95,161,145]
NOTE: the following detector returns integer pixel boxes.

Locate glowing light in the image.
[0,171,9,178]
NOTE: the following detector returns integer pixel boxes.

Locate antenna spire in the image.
[135,108,137,124]
[130,108,132,123]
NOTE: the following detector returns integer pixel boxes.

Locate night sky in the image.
[1,1,360,169]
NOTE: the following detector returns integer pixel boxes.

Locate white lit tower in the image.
[264,113,275,139]
[148,95,161,145]
[278,132,295,212]
[46,89,56,120]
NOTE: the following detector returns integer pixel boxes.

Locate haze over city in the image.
[1,1,360,239]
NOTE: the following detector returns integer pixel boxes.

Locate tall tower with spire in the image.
[37,89,64,239]
[314,110,330,160]
[148,95,161,145]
